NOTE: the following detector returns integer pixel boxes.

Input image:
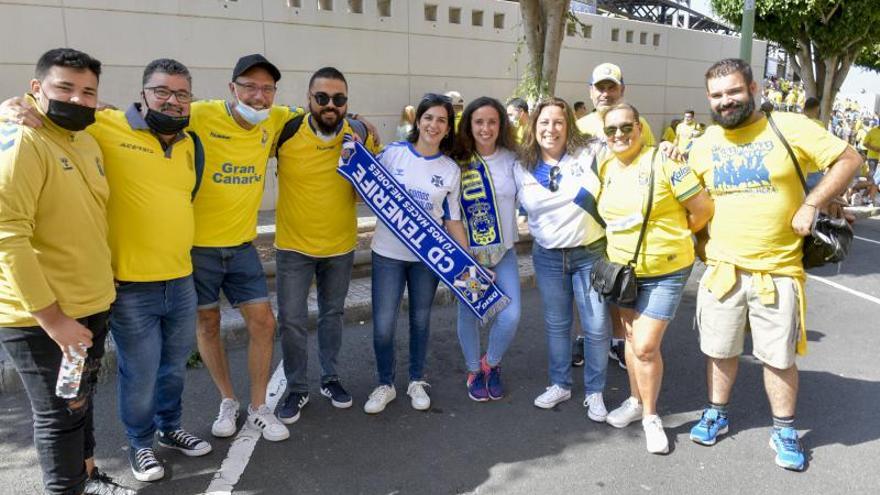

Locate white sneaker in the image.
[364,385,396,414]
[407,381,431,411]
[533,384,572,409]
[247,404,290,442]
[607,397,644,428]
[211,398,240,438]
[642,415,669,454]
[584,392,608,422]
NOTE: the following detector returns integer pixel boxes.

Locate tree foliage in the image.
[710,0,880,120]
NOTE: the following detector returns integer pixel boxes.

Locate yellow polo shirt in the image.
[0,101,114,327]
[88,105,199,281]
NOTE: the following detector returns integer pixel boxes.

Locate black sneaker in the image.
[321,379,354,408]
[572,336,585,367]
[128,447,164,482]
[609,340,627,370]
[84,467,136,495]
[278,392,309,424]
[157,428,212,457]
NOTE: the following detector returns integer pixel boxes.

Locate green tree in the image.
[711,0,880,121]
[517,0,571,101]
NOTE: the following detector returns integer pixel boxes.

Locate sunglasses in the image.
[603,123,636,138]
[548,166,561,192]
[311,92,348,107]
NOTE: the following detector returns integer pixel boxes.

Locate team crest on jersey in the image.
[261,129,269,146]
[570,162,584,177]
[59,157,73,171]
[95,157,105,176]
[431,175,444,188]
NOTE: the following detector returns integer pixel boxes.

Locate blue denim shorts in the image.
[191,242,269,309]
[614,265,693,321]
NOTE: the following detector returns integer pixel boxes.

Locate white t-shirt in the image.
[514,146,605,249]
[371,141,462,261]
[462,148,520,250]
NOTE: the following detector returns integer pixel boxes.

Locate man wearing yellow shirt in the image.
[575,63,656,146]
[862,124,880,178]
[506,97,529,144]
[188,55,300,442]
[673,110,699,153]
[89,59,216,481]
[0,48,132,495]
[274,67,379,423]
[687,58,862,472]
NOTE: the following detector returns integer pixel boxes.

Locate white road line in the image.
[854,235,880,246]
[807,275,880,306]
[204,361,286,495]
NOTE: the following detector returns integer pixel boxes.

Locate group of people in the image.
[0,47,863,495]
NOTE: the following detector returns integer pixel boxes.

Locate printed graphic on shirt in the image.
[710,141,774,194]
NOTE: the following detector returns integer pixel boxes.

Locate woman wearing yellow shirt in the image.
[597,103,714,454]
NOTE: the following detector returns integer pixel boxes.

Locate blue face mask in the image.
[235,101,270,125]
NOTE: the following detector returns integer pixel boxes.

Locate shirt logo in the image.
[710,141,775,194]
[0,125,15,151]
[431,175,444,188]
[261,129,269,146]
[393,168,405,177]
[119,142,154,154]
[59,157,73,171]
[210,131,231,140]
[95,157,105,176]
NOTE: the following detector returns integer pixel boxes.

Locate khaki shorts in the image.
[696,270,800,369]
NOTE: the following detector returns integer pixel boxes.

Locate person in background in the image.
[446,90,465,131]
[506,97,529,145]
[396,104,415,141]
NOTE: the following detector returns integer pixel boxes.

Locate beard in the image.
[711,96,755,129]
[309,102,344,134]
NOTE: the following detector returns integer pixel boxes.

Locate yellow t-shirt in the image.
[188,100,302,247]
[661,125,676,143]
[598,146,702,277]
[863,127,880,160]
[513,122,526,144]
[688,112,849,277]
[88,107,198,282]
[674,121,699,152]
[0,113,114,327]
[275,116,381,257]
[576,111,656,146]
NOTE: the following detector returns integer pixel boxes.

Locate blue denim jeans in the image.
[532,242,610,393]
[277,249,354,393]
[456,249,521,371]
[110,276,197,450]
[371,252,440,385]
[613,265,693,321]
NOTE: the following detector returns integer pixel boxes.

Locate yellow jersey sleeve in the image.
[661,155,702,202]
[0,126,56,312]
[779,113,848,175]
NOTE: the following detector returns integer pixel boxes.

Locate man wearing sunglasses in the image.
[272,67,380,424]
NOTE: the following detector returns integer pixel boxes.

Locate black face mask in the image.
[45,99,96,131]
[144,107,190,135]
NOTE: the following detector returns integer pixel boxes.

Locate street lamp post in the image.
[739,0,756,62]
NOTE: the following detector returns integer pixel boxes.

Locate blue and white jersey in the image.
[370,141,462,262]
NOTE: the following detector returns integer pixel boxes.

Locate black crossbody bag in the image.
[590,148,657,305]
[765,113,853,268]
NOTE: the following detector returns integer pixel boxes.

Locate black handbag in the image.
[765,113,853,268]
[590,149,657,305]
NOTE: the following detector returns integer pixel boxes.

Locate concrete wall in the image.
[0,0,765,209]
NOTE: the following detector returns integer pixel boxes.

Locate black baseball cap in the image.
[232,54,281,82]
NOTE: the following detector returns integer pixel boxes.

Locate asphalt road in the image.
[1,219,879,495]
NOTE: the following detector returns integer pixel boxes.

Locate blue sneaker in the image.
[467,371,489,402]
[689,408,729,445]
[486,366,503,400]
[770,427,806,471]
[277,392,309,424]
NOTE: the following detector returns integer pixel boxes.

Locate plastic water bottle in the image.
[55,344,86,399]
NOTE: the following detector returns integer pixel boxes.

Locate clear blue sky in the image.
[689,0,878,93]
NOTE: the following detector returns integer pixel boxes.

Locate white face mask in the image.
[235,101,270,125]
